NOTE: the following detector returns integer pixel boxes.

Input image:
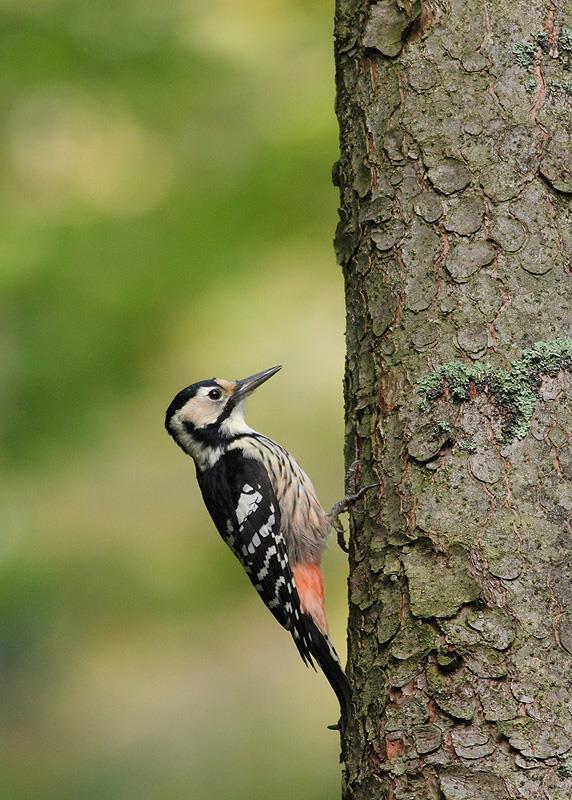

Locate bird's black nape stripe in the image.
[182,418,220,445]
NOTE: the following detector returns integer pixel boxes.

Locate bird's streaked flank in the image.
[165,365,352,730]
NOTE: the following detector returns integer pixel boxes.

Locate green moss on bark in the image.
[417,339,572,440]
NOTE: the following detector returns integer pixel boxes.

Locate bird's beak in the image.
[234,365,281,400]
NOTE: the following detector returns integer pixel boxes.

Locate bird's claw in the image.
[335,519,349,553]
[346,459,362,496]
[327,460,380,552]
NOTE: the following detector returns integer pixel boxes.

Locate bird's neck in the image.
[186,406,257,472]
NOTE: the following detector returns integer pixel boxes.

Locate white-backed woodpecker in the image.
[165,365,352,730]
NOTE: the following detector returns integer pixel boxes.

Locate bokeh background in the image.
[0,1,347,797]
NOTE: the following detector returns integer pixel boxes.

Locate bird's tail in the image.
[290,561,353,730]
[302,613,353,732]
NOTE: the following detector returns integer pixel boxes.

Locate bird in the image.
[165,365,352,731]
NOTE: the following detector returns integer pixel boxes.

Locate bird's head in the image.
[165,365,281,463]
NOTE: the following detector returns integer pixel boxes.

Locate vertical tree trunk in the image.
[334,1,572,798]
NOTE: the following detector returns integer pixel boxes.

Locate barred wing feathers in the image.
[197,450,314,666]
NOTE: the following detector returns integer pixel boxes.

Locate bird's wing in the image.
[197,450,315,666]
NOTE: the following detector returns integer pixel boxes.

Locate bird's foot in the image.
[327,460,380,553]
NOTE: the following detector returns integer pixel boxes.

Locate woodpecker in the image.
[165,365,352,730]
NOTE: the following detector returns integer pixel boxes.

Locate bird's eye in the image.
[208,388,222,400]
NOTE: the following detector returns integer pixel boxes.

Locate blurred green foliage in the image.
[0,1,347,798]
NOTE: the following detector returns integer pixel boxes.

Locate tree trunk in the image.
[334,1,572,798]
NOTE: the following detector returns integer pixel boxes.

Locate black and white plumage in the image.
[197,449,314,663]
[165,366,352,730]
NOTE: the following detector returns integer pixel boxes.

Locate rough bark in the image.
[334,1,572,798]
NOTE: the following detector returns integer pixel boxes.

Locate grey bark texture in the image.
[333,1,572,798]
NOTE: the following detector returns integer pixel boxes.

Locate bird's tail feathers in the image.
[300,613,353,732]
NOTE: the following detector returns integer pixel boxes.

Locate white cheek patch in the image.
[181,396,221,428]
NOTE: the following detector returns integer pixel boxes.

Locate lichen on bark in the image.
[417,338,572,440]
[334,0,572,797]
